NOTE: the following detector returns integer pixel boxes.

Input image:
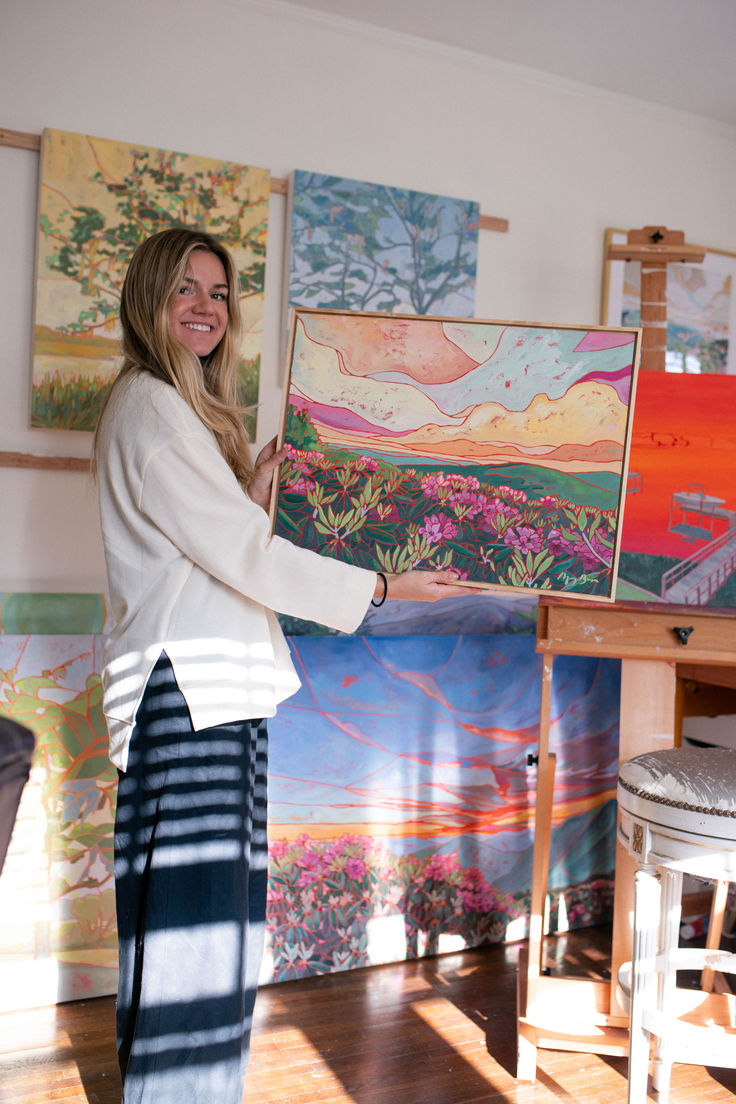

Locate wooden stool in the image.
[617,746,736,1102]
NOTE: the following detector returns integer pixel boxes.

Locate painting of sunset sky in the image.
[274,310,640,600]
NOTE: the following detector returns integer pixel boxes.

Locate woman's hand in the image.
[376,570,485,603]
[248,437,288,511]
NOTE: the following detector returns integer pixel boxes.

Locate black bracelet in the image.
[371,571,388,607]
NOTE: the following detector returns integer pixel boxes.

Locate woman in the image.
[95,227,474,1103]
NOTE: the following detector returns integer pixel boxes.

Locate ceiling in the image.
[282,0,736,128]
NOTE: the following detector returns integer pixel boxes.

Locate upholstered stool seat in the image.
[617,746,736,1103]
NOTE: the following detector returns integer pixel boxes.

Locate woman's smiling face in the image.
[168,249,229,357]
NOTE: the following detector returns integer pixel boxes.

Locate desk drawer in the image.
[538,603,736,663]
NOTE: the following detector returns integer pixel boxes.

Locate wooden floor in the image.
[2,928,736,1103]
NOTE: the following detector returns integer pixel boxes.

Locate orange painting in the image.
[617,371,736,604]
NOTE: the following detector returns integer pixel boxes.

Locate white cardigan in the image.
[96,372,376,770]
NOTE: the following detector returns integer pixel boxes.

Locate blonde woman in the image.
[95,228,473,1104]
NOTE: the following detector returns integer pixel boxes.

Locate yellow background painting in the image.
[32,128,269,431]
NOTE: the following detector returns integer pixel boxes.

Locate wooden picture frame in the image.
[601,228,736,374]
[271,308,641,601]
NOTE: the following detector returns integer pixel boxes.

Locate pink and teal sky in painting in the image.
[288,313,637,474]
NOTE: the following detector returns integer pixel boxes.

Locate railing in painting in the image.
[661,527,736,605]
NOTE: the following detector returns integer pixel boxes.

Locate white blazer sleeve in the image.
[138,426,376,634]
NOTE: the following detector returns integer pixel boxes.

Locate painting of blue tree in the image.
[288,170,479,317]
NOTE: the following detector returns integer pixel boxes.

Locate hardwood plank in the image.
[2,929,736,1102]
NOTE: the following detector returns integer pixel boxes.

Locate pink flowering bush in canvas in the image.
[265,832,520,981]
[267,833,404,978]
[276,428,618,597]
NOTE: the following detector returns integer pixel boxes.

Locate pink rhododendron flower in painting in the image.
[448,490,482,518]
[345,857,367,879]
[269,839,290,861]
[458,866,494,912]
[288,476,316,495]
[424,852,460,880]
[572,538,610,572]
[545,528,572,557]
[460,886,494,911]
[419,513,459,544]
[420,473,447,499]
[539,495,557,509]
[290,458,314,476]
[490,498,519,517]
[297,844,327,874]
[504,526,544,553]
[355,456,379,472]
[477,500,519,534]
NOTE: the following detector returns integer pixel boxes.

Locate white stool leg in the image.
[652,867,682,1096]
[628,864,660,1104]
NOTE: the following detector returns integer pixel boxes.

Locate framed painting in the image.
[32,128,270,432]
[601,228,736,374]
[271,308,641,601]
[286,170,479,317]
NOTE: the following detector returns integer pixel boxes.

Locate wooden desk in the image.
[516,597,736,1080]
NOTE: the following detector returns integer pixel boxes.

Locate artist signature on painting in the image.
[559,571,600,587]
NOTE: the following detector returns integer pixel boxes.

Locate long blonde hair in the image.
[95,227,254,487]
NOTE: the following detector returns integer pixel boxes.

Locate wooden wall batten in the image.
[1,123,508,470]
[0,126,508,231]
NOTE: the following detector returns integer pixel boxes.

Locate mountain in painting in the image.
[290,314,636,475]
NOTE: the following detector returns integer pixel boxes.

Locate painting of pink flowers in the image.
[274,309,641,599]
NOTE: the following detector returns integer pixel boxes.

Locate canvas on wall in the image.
[0,614,620,1007]
[280,171,480,634]
[32,128,270,432]
[287,170,480,317]
[602,228,735,374]
[273,309,641,601]
[263,634,620,981]
[0,633,117,1011]
[616,371,736,606]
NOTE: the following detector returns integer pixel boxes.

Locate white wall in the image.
[2,0,736,590]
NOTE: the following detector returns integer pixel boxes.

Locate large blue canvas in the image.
[266,634,620,979]
[0,617,620,1002]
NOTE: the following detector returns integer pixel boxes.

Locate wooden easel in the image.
[517,231,732,1078]
[607,225,705,372]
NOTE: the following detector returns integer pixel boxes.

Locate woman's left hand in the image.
[380,570,486,602]
[248,437,288,511]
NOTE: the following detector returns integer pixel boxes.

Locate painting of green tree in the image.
[288,170,479,317]
[32,128,270,432]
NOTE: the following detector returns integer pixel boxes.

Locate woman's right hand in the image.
[376,570,485,603]
[248,437,288,511]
